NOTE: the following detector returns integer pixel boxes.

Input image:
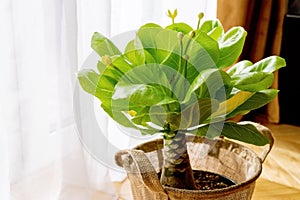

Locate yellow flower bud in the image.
[128,110,137,117]
[102,55,112,66]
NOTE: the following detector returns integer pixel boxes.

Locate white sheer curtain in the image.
[0,0,216,199]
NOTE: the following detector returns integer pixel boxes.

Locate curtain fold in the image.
[217,0,287,123]
[0,0,117,199]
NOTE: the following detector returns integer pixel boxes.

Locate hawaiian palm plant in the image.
[77,10,286,189]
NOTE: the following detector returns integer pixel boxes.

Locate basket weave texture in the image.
[115,122,273,200]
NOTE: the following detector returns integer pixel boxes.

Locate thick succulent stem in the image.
[160,131,196,189]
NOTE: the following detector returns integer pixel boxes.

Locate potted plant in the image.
[77,9,286,199]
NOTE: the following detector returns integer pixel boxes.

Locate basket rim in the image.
[132,135,263,194]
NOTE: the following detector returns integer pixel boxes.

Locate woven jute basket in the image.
[115,121,273,200]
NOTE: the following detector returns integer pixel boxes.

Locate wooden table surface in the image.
[252,178,300,200]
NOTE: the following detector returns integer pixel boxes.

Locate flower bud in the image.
[102,55,112,66]
[189,30,196,38]
[198,12,204,20]
[128,110,137,117]
[177,32,184,40]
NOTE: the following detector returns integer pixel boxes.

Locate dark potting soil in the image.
[193,170,236,190]
[158,170,236,190]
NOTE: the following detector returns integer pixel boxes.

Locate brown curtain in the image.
[217,0,288,123]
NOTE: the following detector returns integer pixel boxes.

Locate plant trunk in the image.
[160,132,197,189]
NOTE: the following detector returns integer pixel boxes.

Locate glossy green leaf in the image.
[195,122,269,146]
[226,89,279,118]
[137,25,162,61]
[93,56,135,107]
[101,103,161,134]
[131,106,177,128]
[216,26,247,69]
[210,91,254,120]
[231,72,274,91]
[97,61,106,74]
[165,22,193,34]
[110,63,174,108]
[112,84,176,106]
[155,29,179,62]
[223,122,269,145]
[124,36,145,66]
[78,69,114,108]
[184,69,231,103]
[77,69,101,98]
[180,98,219,129]
[226,60,253,76]
[140,23,162,29]
[186,32,220,75]
[91,32,121,57]
[198,19,224,41]
[228,56,286,76]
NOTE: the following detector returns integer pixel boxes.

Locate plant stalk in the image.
[160,130,196,189]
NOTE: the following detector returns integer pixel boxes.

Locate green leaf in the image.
[216,26,247,69]
[101,103,161,134]
[210,91,254,120]
[180,98,219,129]
[112,84,176,106]
[226,89,279,118]
[101,103,135,128]
[160,51,181,73]
[110,55,134,74]
[231,72,274,91]
[208,26,224,41]
[165,22,193,34]
[96,56,133,91]
[160,51,198,102]
[226,60,253,76]
[186,32,220,75]
[184,69,231,103]
[140,23,162,29]
[222,122,270,145]
[131,106,175,128]
[109,63,174,109]
[124,36,145,66]
[77,69,116,108]
[137,25,163,61]
[124,40,137,64]
[158,31,220,89]
[144,50,156,64]
[77,69,101,97]
[138,23,163,42]
[91,32,121,57]
[155,29,179,62]
[97,73,119,93]
[97,61,106,74]
[198,19,224,41]
[115,63,172,89]
[227,56,286,76]
[93,56,135,106]
[195,122,269,146]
